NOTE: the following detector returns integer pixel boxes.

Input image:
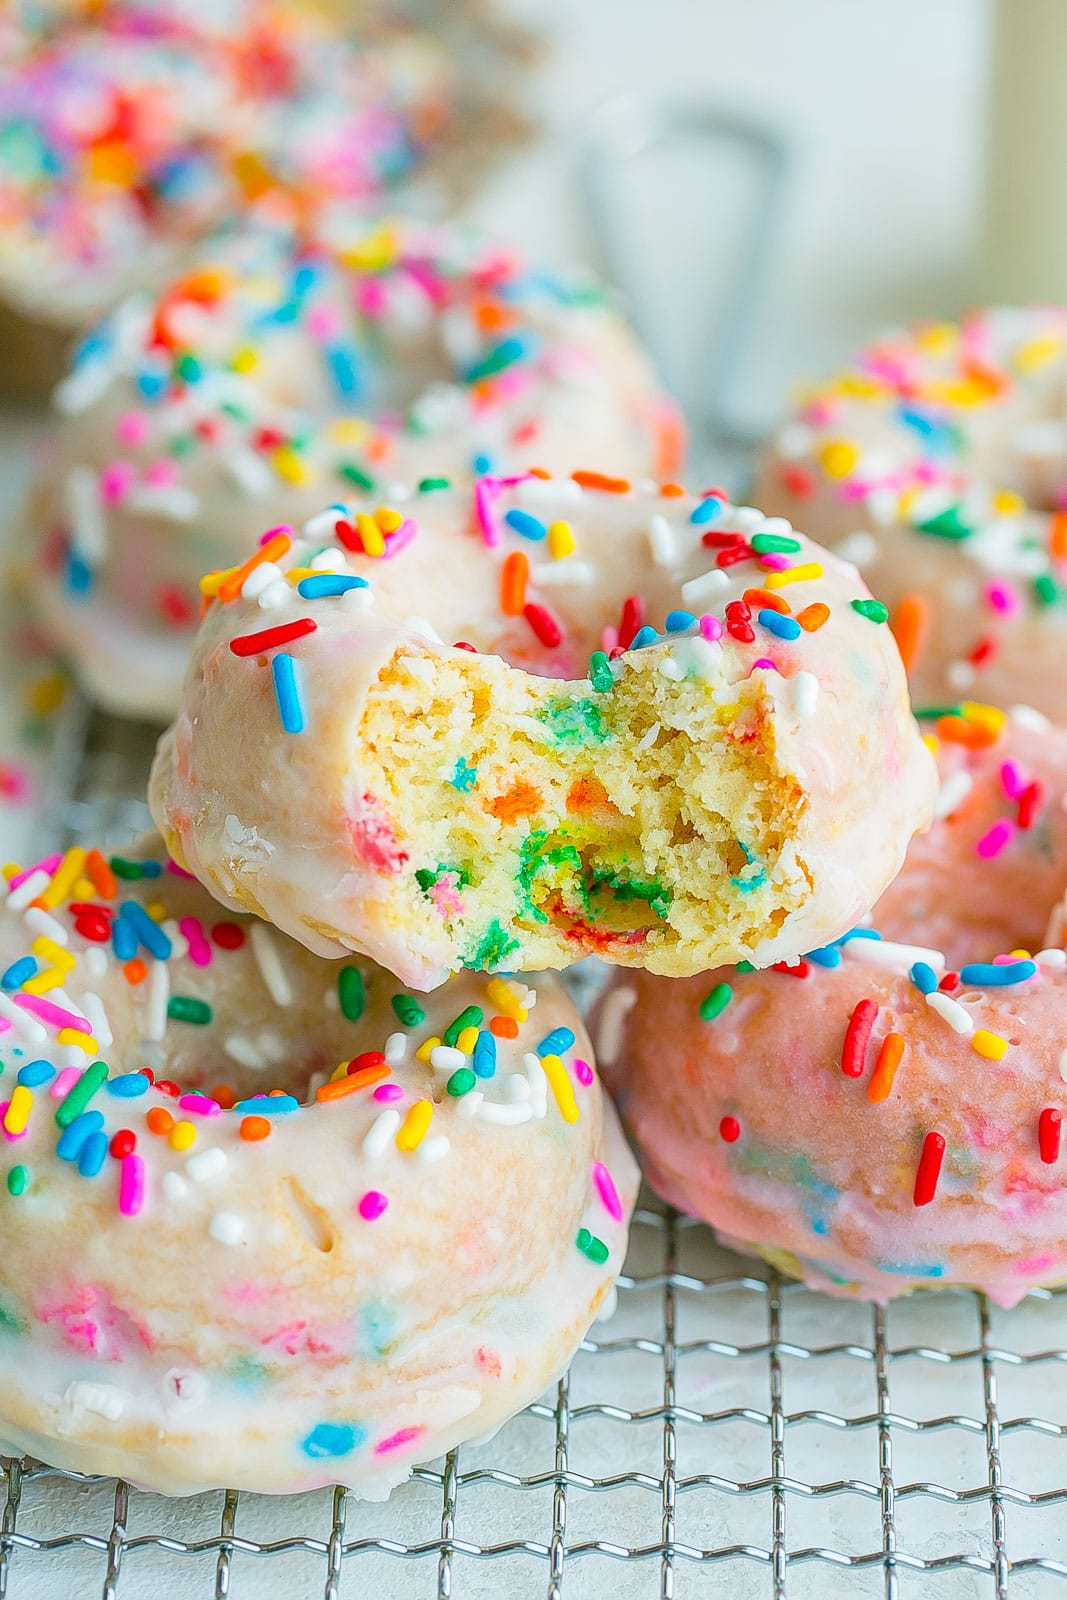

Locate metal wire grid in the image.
[3,702,1067,1599]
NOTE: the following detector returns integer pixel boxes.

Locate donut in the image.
[148,476,936,990]
[26,217,681,717]
[0,835,635,1495]
[755,307,1067,719]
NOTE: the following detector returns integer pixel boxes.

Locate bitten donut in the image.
[756,307,1067,719]
[149,476,936,990]
[27,218,680,717]
[0,836,635,1495]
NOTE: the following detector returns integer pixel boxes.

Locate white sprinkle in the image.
[833,530,878,567]
[647,514,678,568]
[934,771,974,819]
[505,1073,532,1102]
[515,475,583,507]
[926,991,975,1035]
[429,1045,466,1073]
[303,507,344,538]
[657,657,683,681]
[681,568,730,607]
[1060,1048,1067,1083]
[163,1171,188,1203]
[384,1032,407,1065]
[257,579,290,610]
[224,447,274,498]
[63,1381,124,1422]
[478,1099,533,1125]
[530,561,596,588]
[774,423,814,460]
[844,938,946,974]
[864,487,898,527]
[64,466,106,563]
[23,907,68,946]
[341,585,374,614]
[523,1052,549,1116]
[1036,948,1067,969]
[224,1035,266,1069]
[946,659,977,693]
[363,1108,401,1159]
[144,960,170,1043]
[0,992,47,1044]
[85,948,108,979]
[186,1148,228,1184]
[7,870,50,913]
[1010,704,1053,733]
[733,505,766,532]
[416,1135,451,1166]
[670,635,723,680]
[250,925,293,1007]
[594,987,636,1065]
[124,483,198,522]
[161,920,188,961]
[310,549,347,572]
[209,1212,247,1246]
[636,721,662,750]
[456,1091,484,1118]
[759,517,795,538]
[54,358,115,415]
[80,993,113,1050]
[792,671,819,718]
[241,561,282,599]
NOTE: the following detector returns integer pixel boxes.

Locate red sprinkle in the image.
[453,641,478,652]
[702,530,746,548]
[913,1131,946,1206]
[970,636,998,667]
[938,972,960,993]
[73,913,111,943]
[773,959,810,978]
[211,922,245,950]
[109,1129,136,1159]
[524,602,562,649]
[348,1051,387,1075]
[229,618,317,657]
[153,1080,180,1099]
[1040,1107,1062,1164]
[717,542,755,569]
[618,595,644,650]
[725,600,755,643]
[841,998,878,1078]
[719,1115,740,1143]
[780,464,817,499]
[333,517,363,553]
[1018,781,1044,830]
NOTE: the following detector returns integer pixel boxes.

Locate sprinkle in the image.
[338,967,365,1021]
[913,1132,946,1206]
[358,1190,389,1221]
[538,1027,575,1057]
[317,1062,388,1100]
[55,1060,109,1128]
[296,575,367,599]
[118,1155,144,1217]
[178,1093,220,1118]
[589,650,614,693]
[910,962,939,995]
[118,901,172,960]
[392,994,425,1027]
[17,1060,55,1089]
[250,925,293,1006]
[1040,1108,1063,1164]
[38,848,87,911]
[891,594,930,672]
[3,1086,32,1137]
[926,991,974,1035]
[719,1115,741,1143]
[548,520,575,558]
[690,497,723,525]
[396,1099,432,1151]
[208,1213,246,1246]
[167,996,213,1025]
[867,1033,904,1103]
[445,1007,484,1048]
[240,1116,271,1141]
[541,1054,579,1122]
[975,819,1015,859]
[169,1121,196,1152]
[1,958,36,991]
[229,619,317,657]
[363,1108,402,1159]
[446,1067,477,1097]
[575,1227,610,1264]
[699,983,732,1022]
[505,508,547,541]
[500,551,528,615]
[6,1165,29,1196]
[851,598,889,623]
[430,1045,466,1073]
[524,602,562,649]
[271,654,305,734]
[972,1029,1008,1061]
[232,1094,298,1116]
[842,999,878,1077]
[78,1132,108,1177]
[218,530,292,604]
[958,961,1036,988]
[472,1031,497,1079]
[758,609,802,641]
[764,563,823,590]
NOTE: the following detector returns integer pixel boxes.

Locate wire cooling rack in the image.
[2,700,1067,1600]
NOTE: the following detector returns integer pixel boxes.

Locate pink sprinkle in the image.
[0,1020,10,1039]
[179,1094,220,1117]
[0,1103,27,1143]
[14,995,90,1033]
[358,1190,389,1221]
[144,458,179,487]
[574,1058,594,1087]
[119,1154,145,1217]
[976,819,1015,859]
[373,1083,404,1103]
[50,1066,81,1099]
[374,1424,424,1456]
[179,917,212,967]
[356,278,387,318]
[592,1161,623,1222]
[402,259,448,306]
[7,854,61,893]
[100,461,135,503]
[258,524,293,547]
[0,763,30,803]
[166,859,196,880]
[758,553,792,572]
[699,614,724,643]
[987,580,1021,617]
[116,411,150,447]
[1000,761,1026,800]
[306,304,343,341]
[601,624,619,653]
[381,519,417,559]
[474,478,499,547]
[750,658,778,673]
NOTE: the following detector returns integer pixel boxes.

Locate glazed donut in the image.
[755,307,1067,719]
[0,835,635,1495]
[148,476,936,990]
[27,217,680,717]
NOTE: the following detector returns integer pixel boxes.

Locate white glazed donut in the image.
[0,836,636,1495]
[149,474,936,990]
[26,217,681,717]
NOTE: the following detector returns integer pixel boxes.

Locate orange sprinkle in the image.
[891,593,930,673]
[1051,512,1067,560]
[124,959,147,985]
[84,849,116,900]
[240,1115,271,1142]
[500,551,529,616]
[210,1084,237,1110]
[796,602,830,632]
[937,715,998,750]
[659,482,686,497]
[490,1015,519,1039]
[867,1032,904,1102]
[566,776,612,813]
[743,587,790,615]
[527,466,551,479]
[487,779,543,824]
[316,1064,389,1102]
[218,530,292,604]
[654,403,686,478]
[146,1107,174,1136]
[571,470,630,493]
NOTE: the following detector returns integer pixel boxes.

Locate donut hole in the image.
[359,645,810,975]
[140,1017,343,1106]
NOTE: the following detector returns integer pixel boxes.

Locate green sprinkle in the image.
[166,996,212,1025]
[55,1059,109,1129]
[448,757,478,792]
[417,476,451,492]
[751,533,802,554]
[576,1227,610,1264]
[6,1165,28,1197]
[915,505,972,540]
[851,598,889,624]
[1034,573,1064,607]
[737,960,755,974]
[700,982,733,1022]
[338,966,365,1022]
[339,463,376,491]
[392,994,425,1027]
[537,697,609,746]
[467,919,521,972]
[174,353,201,384]
[913,704,963,720]
[110,857,145,880]
[443,1006,483,1048]
[446,1067,477,1097]
[465,341,524,383]
[589,650,614,693]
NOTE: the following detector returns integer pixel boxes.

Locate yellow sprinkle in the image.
[456,1025,479,1055]
[819,440,859,479]
[285,567,319,585]
[960,701,1007,736]
[396,1098,432,1151]
[835,375,883,400]
[1010,948,1033,960]
[415,1035,441,1063]
[169,1120,196,1151]
[897,486,924,519]
[486,976,525,1018]
[916,322,958,354]
[328,416,371,445]
[145,903,167,923]
[340,225,399,273]
[72,878,96,901]
[993,489,1025,517]
[23,968,64,995]
[28,672,66,716]
[1016,335,1062,374]
[57,1029,97,1054]
[3,1085,32,1136]
[39,848,86,911]
[764,563,824,590]
[2,865,17,881]
[548,520,576,559]
[230,348,258,374]
[273,446,313,487]
[924,376,997,407]
[199,569,233,597]
[375,506,403,535]
[87,141,136,185]
[32,936,75,973]
[329,1061,350,1083]
[922,733,940,756]
[972,1029,1008,1061]
[541,1054,579,1123]
[357,512,385,556]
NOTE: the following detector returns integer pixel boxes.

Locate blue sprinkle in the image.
[326,344,362,399]
[302,1421,365,1459]
[665,610,697,633]
[838,928,882,944]
[505,509,547,541]
[233,1094,299,1116]
[136,364,168,400]
[272,653,305,735]
[629,625,659,650]
[118,901,172,961]
[56,1110,105,1162]
[958,960,1037,988]
[139,862,162,879]
[112,919,137,962]
[538,1027,575,1057]
[690,497,723,525]
[17,1060,55,1088]
[473,453,493,475]
[77,1130,109,1178]
[473,1030,497,1080]
[297,575,368,600]
[910,961,938,995]
[448,757,478,793]
[758,609,802,641]
[1,958,36,992]
[292,263,322,297]
[806,946,843,969]
[106,1072,150,1099]
[67,553,93,597]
